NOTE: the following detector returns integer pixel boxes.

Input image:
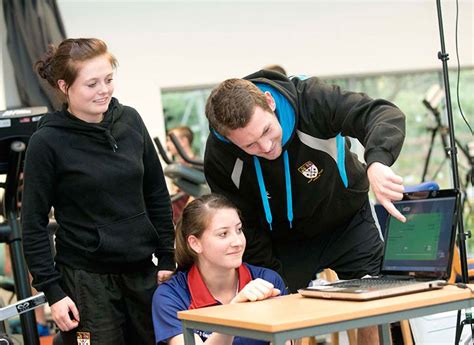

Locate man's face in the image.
[226,93,283,160]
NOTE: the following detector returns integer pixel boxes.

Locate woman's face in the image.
[190,208,246,271]
[59,54,114,123]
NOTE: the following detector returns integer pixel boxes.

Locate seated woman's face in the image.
[194,208,246,270]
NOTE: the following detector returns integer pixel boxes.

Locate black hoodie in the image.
[204,70,406,272]
[21,98,174,304]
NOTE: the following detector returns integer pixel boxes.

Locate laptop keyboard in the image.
[331,278,420,288]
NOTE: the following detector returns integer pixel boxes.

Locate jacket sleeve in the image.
[140,119,175,271]
[204,141,281,272]
[21,133,66,305]
[297,77,406,167]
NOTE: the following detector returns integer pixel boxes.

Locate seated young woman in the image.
[152,193,288,345]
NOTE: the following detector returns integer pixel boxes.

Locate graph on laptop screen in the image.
[381,196,456,273]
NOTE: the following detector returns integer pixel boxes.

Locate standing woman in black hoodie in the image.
[21,38,175,345]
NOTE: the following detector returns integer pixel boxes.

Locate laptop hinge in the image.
[410,272,446,280]
[382,272,445,280]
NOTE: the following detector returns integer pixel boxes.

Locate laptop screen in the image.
[380,189,458,277]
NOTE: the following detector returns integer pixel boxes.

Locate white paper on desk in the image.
[308,275,374,289]
[308,279,331,287]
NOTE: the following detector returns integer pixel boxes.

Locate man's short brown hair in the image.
[205,79,272,136]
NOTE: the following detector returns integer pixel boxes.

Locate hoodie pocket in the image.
[91,212,159,263]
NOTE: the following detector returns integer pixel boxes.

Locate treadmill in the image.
[0,107,48,345]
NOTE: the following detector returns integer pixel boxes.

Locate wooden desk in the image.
[178,285,474,345]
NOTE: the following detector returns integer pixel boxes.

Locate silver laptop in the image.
[299,189,459,301]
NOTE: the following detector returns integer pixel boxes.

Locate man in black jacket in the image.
[204,70,406,345]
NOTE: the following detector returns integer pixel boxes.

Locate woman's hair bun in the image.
[34,44,57,87]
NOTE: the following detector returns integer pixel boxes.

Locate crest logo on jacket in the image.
[298,161,323,183]
[76,332,91,345]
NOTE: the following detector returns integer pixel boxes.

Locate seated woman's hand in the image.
[231,278,281,304]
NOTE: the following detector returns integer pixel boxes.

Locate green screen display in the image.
[384,213,442,261]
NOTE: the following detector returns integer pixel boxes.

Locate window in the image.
[161,68,474,251]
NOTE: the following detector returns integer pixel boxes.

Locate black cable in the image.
[454,283,474,293]
[434,281,474,343]
[471,321,474,345]
[437,281,474,292]
[455,0,473,134]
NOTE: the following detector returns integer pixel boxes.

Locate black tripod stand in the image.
[421,99,474,216]
[431,0,473,343]
[421,95,451,183]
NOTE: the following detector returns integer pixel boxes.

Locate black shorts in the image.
[273,200,384,292]
[57,264,158,345]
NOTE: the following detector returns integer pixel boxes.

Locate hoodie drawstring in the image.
[336,134,348,187]
[283,150,293,228]
[253,151,293,230]
[104,130,118,152]
[253,156,272,230]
